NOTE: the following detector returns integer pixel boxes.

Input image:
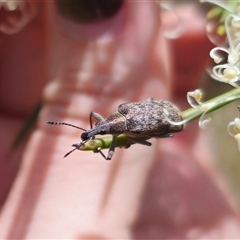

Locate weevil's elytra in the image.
[47,98,183,160]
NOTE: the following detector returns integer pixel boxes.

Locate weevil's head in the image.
[81,132,89,141]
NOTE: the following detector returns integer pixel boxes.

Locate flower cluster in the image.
[201,0,240,87]
[202,0,240,152]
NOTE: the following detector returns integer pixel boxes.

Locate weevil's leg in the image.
[93,136,116,160]
[95,147,108,160]
[106,135,117,160]
[94,145,114,161]
[89,111,105,129]
[127,137,152,146]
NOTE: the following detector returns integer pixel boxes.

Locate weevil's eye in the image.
[81,132,89,141]
[55,0,123,23]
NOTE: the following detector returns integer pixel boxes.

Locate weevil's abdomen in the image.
[118,98,183,136]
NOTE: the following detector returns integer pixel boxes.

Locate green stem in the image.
[182,88,240,121]
[78,88,240,152]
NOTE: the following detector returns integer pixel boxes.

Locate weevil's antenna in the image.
[63,143,83,158]
[47,121,87,131]
[63,147,78,158]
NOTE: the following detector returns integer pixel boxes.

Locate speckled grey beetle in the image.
[47,98,183,160]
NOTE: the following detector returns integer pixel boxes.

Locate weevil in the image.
[47,98,184,160]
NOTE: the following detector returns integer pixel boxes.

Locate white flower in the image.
[227,106,240,153]
[228,116,240,136]
[187,89,212,129]
[209,63,240,87]
[187,89,203,107]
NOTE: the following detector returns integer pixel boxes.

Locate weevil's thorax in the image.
[104,112,128,135]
